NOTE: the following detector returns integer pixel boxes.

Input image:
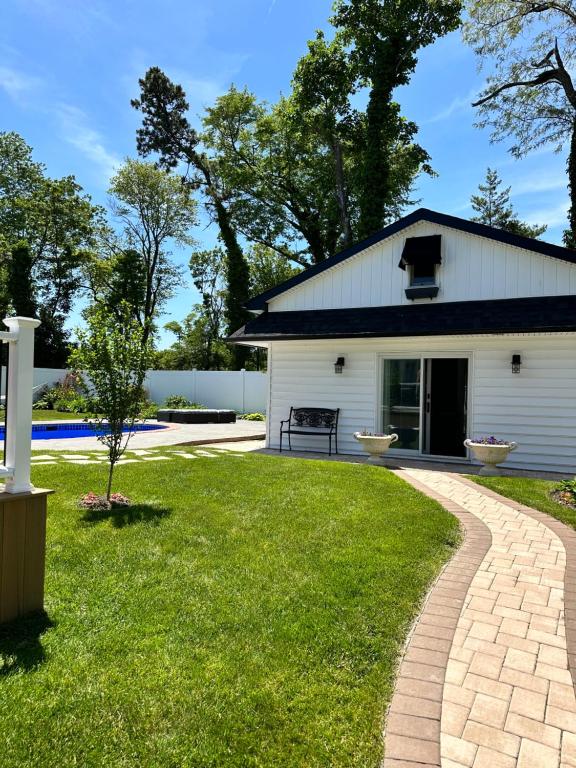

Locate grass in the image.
[0,450,460,768]
[0,410,88,424]
[468,474,576,530]
[30,411,90,421]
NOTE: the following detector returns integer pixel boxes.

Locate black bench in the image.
[280,407,340,455]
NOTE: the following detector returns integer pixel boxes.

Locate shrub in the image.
[240,412,266,421]
[163,395,204,409]
[553,479,576,508]
[139,400,159,420]
[33,373,94,413]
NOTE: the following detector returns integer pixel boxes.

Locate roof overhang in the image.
[229,295,576,343]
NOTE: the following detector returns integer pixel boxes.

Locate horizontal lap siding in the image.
[473,343,576,473]
[270,343,376,455]
[269,336,576,473]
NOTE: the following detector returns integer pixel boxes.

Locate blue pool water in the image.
[1,422,169,441]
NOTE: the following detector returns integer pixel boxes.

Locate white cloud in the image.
[523,201,569,228]
[512,174,567,196]
[0,65,41,101]
[54,103,121,183]
[424,89,478,124]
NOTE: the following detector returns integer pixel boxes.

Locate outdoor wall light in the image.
[511,354,522,374]
[334,357,345,374]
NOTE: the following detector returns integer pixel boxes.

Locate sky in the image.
[0,0,569,346]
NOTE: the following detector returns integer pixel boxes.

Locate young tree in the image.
[464,1,576,245]
[471,168,547,238]
[332,0,462,239]
[70,302,152,500]
[106,159,196,344]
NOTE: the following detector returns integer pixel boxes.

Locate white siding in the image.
[268,334,576,473]
[269,221,576,311]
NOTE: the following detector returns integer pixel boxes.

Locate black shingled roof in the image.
[245,208,576,311]
[229,295,576,342]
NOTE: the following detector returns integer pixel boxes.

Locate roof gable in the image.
[246,208,576,311]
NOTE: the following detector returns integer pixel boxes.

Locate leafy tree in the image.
[292,31,358,248]
[7,241,36,317]
[70,302,152,500]
[106,159,196,344]
[464,1,576,245]
[471,168,547,238]
[247,244,301,296]
[131,69,251,366]
[332,0,462,239]
[0,132,104,365]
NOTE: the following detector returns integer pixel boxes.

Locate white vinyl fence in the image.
[32,368,268,413]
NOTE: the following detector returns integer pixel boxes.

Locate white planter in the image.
[464,439,518,476]
[354,433,398,462]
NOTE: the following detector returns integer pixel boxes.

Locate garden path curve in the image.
[384,469,576,768]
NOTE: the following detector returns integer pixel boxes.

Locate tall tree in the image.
[131,69,251,366]
[332,0,462,239]
[464,1,576,246]
[247,244,301,296]
[106,159,196,345]
[471,168,547,238]
[292,31,358,248]
[0,132,104,365]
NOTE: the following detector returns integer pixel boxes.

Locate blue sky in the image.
[0,0,568,346]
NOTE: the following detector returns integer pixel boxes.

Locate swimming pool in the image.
[2,422,169,441]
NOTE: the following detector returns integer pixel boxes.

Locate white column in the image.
[3,317,40,494]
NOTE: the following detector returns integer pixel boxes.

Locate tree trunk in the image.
[332,136,353,248]
[212,197,251,368]
[566,117,576,249]
[106,461,115,501]
[357,53,395,241]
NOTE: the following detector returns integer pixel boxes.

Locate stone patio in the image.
[29,419,265,452]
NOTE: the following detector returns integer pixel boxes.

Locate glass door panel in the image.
[381,358,421,451]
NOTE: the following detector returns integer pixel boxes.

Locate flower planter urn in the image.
[464,439,518,476]
[354,432,398,462]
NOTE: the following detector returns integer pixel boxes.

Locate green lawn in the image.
[0,411,88,424]
[468,475,576,530]
[31,411,90,421]
[0,451,459,768]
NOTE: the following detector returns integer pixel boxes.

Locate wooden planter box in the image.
[0,488,52,624]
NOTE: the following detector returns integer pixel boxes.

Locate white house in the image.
[230,208,576,473]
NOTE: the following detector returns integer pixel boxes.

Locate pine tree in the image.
[471,168,546,239]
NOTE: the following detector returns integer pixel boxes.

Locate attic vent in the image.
[399,234,441,300]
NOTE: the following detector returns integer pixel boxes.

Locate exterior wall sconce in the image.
[334,357,345,374]
[511,354,522,374]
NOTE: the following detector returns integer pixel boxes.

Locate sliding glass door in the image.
[381,358,421,451]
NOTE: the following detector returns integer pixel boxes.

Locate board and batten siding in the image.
[268,221,576,312]
[268,335,576,473]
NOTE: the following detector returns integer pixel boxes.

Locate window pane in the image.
[411,263,435,286]
[382,359,421,450]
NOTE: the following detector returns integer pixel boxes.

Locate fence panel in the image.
[31,368,268,413]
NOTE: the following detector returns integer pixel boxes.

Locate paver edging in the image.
[456,473,576,691]
[381,470,492,768]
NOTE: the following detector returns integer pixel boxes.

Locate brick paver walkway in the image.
[384,469,576,768]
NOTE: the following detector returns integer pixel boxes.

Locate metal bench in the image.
[280,407,340,455]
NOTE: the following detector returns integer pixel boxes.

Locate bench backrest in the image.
[290,407,339,429]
